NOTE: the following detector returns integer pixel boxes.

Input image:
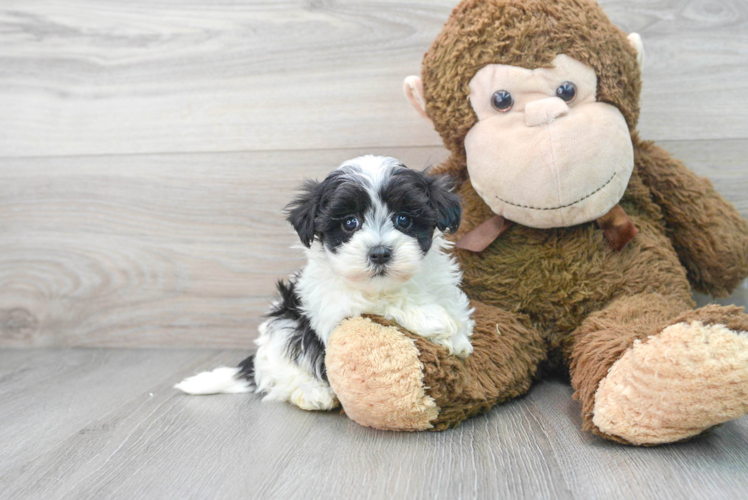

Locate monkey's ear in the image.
[403,76,432,124]
[428,175,463,234]
[285,179,322,247]
[627,33,645,67]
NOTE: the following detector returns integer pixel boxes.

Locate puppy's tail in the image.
[174,355,255,395]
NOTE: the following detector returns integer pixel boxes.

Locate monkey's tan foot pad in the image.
[593,321,748,445]
[325,317,439,431]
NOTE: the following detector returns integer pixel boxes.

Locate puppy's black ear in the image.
[285,179,322,247]
[427,174,462,234]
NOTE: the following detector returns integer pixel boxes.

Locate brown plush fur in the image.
[328,303,546,431]
[413,301,546,430]
[568,293,694,443]
[423,0,641,164]
[325,0,748,443]
[635,141,748,297]
[420,0,748,438]
[451,157,695,351]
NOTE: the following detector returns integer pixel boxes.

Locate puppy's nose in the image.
[369,246,392,265]
[524,97,569,127]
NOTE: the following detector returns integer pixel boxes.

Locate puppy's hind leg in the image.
[253,318,339,411]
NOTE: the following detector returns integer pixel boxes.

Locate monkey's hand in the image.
[636,141,748,297]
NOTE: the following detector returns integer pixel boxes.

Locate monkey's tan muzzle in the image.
[524,97,570,127]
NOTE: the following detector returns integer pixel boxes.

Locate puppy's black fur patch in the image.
[236,277,327,383]
[285,178,330,248]
[315,181,372,253]
[286,172,373,252]
[380,167,463,253]
[286,164,461,255]
[271,279,328,381]
[425,174,463,234]
[237,354,255,382]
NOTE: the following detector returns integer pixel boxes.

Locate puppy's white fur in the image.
[299,237,473,353]
[252,318,339,410]
[176,156,474,411]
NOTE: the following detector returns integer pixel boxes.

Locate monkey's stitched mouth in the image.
[492,172,616,211]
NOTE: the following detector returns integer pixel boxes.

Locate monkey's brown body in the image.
[454,163,690,353]
[324,0,748,445]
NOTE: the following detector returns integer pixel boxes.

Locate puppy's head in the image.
[286,155,462,289]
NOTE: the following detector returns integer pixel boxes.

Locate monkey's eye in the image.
[491,90,514,112]
[394,214,412,229]
[556,81,577,103]
[342,216,360,232]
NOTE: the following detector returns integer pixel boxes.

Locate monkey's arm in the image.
[325,301,546,431]
[636,141,748,297]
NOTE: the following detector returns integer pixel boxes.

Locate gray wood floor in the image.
[2,1,748,498]
[1,349,747,500]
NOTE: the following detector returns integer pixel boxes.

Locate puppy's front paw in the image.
[395,304,473,357]
[448,333,474,358]
[411,304,461,337]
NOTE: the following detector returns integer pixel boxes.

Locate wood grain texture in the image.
[1,349,747,500]
[2,141,746,348]
[1,0,747,158]
[0,348,228,478]
[0,146,449,347]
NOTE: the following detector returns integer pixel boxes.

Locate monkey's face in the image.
[464,55,634,229]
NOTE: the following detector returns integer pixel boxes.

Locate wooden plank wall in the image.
[1,0,747,347]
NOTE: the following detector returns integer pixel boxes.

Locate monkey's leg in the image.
[325,301,546,431]
[569,293,748,445]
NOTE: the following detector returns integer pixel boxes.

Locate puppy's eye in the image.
[491,90,513,112]
[342,216,359,232]
[394,214,412,229]
[556,81,577,103]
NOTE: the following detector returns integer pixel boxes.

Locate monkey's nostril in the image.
[369,246,392,265]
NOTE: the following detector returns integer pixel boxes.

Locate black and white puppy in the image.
[175,156,474,410]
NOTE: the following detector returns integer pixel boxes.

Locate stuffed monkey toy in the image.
[324,0,748,445]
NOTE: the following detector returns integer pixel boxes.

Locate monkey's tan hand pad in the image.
[593,321,748,445]
[326,317,439,431]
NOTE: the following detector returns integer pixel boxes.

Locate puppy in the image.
[175,155,474,410]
